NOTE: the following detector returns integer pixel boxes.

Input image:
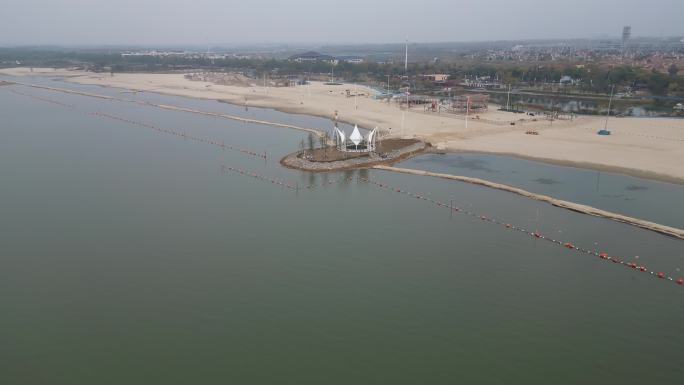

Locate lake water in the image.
[1,76,683,385]
[400,153,684,229]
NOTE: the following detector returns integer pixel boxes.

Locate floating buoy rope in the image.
[362,177,683,287]
[222,165,297,191]
[11,89,267,160]
[10,87,681,287]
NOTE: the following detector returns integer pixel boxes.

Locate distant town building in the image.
[597,40,622,51]
[451,94,489,113]
[424,74,450,82]
[289,51,337,63]
[559,75,578,85]
[622,26,632,46]
[462,75,504,89]
[119,50,233,60]
[337,56,364,64]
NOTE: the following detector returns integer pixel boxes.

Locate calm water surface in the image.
[400,153,684,229]
[1,77,683,385]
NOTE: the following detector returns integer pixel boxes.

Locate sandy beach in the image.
[3,67,684,183]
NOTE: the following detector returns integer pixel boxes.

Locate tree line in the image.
[2,48,682,97]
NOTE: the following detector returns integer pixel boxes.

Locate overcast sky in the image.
[1,0,682,46]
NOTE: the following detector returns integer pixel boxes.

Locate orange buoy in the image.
[657,272,665,279]
[677,278,683,285]
[564,242,574,249]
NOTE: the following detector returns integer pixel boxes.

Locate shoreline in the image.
[428,150,684,186]
[5,79,327,138]
[376,165,684,240]
[281,141,429,172]
[3,68,683,183]
[4,71,682,186]
[4,71,683,237]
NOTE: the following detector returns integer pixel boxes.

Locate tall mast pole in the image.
[604,85,614,131]
[404,37,409,112]
[506,84,511,110]
[404,37,408,75]
[387,74,390,104]
[465,96,470,129]
[354,82,358,110]
[403,37,409,137]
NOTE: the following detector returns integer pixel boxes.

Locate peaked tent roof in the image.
[349,125,363,146]
[367,127,377,144]
[334,127,346,144]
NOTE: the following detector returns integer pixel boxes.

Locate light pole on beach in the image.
[506,84,511,110]
[354,83,358,110]
[604,85,615,131]
[386,75,390,99]
[465,96,471,129]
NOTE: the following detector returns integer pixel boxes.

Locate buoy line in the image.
[8,84,683,287]
[220,165,683,287]
[362,176,683,287]
[221,165,298,190]
[10,89,267,160]
[7,81,326,138]
[375,165,684,240]
[90,111,267,160]
[10,89,76,108]
[303,176,356,190]
[221,165,354,191]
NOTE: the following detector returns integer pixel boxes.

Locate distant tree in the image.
[647,71,670,95]
[669,64,679,77]
[307,132,315,155]
[319,132,329,159]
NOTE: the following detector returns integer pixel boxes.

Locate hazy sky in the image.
[1,0,682,46]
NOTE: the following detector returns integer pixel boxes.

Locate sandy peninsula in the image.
[3,67,684,183]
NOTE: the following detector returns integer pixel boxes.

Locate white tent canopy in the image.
[333,125,378,153]
[349,125,363,147]
[334,127,346,147]
[367,127,377,146]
